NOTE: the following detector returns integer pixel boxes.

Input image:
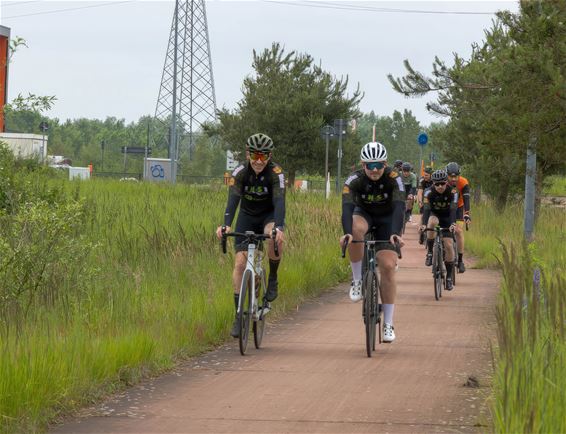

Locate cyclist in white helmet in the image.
[340,142,405,343]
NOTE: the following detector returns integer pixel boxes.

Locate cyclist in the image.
[417,166,434,244]
[393,159,403,172]
[400,162,417,224]
[446,162,471,273]
[340,142,405,342]
[216,133,285,338]
[420,169,458,290]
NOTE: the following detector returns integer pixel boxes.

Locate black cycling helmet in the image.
[424,166,433,174]
[432,169,448,182]
[446,162,460,176]
[246,133,274,153]
[402,162,412,171]
[394,159,403,168]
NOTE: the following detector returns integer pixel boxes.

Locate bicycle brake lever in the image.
[221,226,227,254]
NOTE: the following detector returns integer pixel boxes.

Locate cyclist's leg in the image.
[455,207,466,272]
[263,216,281,302]
[425,215,439,265]
[374,217,398,342]
[348,209,370,302]
[439,216,455,289]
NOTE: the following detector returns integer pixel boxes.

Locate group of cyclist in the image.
[216,133,471,342]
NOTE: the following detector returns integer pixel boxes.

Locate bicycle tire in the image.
[372,271,380,351]
[363,270,377,357]
[253,271,266,349]
[433,240,442,301]
[238,270,253,355]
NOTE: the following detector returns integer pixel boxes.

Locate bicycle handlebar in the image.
[221,227,279,256]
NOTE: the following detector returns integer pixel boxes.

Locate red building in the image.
[0,25,10,132]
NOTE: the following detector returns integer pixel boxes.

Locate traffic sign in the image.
[417,132,428,146]
[121,146,152,155]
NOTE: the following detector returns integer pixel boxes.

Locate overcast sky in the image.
[1,0,518,127]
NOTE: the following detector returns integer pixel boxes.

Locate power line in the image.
[2,1,134,20]
[263,0,497,15]
[2,1,42,8]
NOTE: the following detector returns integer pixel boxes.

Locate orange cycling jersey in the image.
[450,176,470,209]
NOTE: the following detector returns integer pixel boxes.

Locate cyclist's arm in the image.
[223,166,244,226]
[422,190,432,226]
[461,183,471,214]
[417,187,424,205]
[410,173,417,195]
[449,190,459,224]
[341,175,359,235]
[391,176,405,235]
[271,166,286,229]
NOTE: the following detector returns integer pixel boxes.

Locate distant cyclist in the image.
[393,159,403,172]
[420,169,458,290]
[446,162,471,273]
[216,133,285,338]
[400,162,417,223]
[340,142,405,342]
[417,166,434,243]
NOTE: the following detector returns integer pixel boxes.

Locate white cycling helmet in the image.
[360,142,387,162]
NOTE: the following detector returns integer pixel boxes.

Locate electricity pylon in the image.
[153,0,217,182]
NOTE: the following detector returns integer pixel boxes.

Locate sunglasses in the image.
[249,152,270,162]
[434,182,447,186]
[365,161,385,170]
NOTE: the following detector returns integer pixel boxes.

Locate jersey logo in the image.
[278,173,285,189]
[273,166,282,174]
[232,165,245,177]
[390,171,398,178]
[345,174,358,186]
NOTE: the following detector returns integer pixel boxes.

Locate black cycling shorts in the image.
[353,207,396,252]
[429,212,453,236]
[234,211,274,252]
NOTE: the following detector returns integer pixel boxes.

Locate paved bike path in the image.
[53,223,499,433]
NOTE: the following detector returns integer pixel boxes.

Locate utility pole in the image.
[334,119,346,194]
[320,125,335,199]
[524,135,537,241]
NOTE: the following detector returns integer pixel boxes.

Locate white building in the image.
[0,132,48,161]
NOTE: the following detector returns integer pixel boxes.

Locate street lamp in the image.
[39,121,48,163]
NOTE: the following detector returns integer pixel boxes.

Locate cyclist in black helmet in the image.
[216,133,286,338]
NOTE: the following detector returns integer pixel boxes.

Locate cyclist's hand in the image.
[419,225,426,233]
[449,223,457,233]
[407,194,414,201]
[390,234,405,248]
[216,225,230,240]
[274,227,285,244]
[464,214,471,224]
[340,234,353,248]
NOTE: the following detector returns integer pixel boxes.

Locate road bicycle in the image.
[342,232,401,357]
[221,228,278,355]
[423,226,455,301]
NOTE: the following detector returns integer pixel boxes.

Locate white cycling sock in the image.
[351,260,362,281]
[383,304,394,325]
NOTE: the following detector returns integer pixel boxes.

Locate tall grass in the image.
[543,175,566,196]
[465,201,566,432]
[0,180,348,433]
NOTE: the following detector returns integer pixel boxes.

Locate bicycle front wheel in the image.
[239,270,253,355]
[253,272,266,349]
[433,242,442,301]
[363,270,378,357]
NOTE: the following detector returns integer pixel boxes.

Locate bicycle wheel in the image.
[362,270,377,357]
[238,270,253,355]
[253,271,266,349]
[372,272,380,351]
[433,241,442,301]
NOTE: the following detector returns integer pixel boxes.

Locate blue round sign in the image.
[418,133,428,146]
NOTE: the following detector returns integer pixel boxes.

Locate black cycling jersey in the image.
[422,187,458,226]
[418,177,433,191]
[223,161,286,229]
[341,167,405,235]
